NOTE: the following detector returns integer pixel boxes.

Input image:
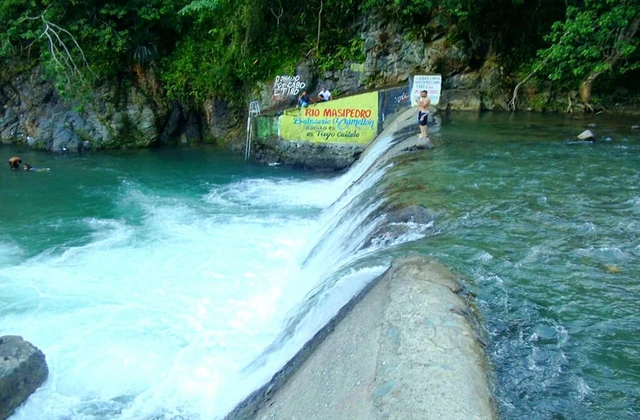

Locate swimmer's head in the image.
[23,163,32,170]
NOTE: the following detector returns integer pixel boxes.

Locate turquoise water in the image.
[2,111,640,419]
[398,112,640,419]
[2,146,367,419]
[1,147,334,259]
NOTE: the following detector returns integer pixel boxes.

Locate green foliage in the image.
[318,38,365,72]
[0,0,637,109]
[0,0,186,81]
[534,0,639,87]
[178,0,221,16]
[363,0,568,68]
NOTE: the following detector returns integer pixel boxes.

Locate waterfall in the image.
[226,107,430,416]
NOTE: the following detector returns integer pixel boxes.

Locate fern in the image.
[179,0,224,16]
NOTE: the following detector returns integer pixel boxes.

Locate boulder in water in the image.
[386,204,436,225]
[577,129,595,141]
[0,336,49,420]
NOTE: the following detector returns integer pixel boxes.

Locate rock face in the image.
[0,336,49,420]
[253,136,364,171]
[255,21,509,115]
[0,66,237,151]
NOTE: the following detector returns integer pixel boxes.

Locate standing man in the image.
[8,156,22,170]
[416,90,431,138]
[317,87,332,102]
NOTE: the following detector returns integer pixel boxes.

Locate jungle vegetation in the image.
[0,0,638,110]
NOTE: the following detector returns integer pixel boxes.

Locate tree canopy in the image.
[534,0,639,107]
[0,0,637,109]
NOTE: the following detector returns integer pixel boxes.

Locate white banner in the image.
[411,74,442,106]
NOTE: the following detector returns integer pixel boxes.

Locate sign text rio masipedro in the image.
[279,91,379,144]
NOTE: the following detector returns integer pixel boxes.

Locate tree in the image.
[533,0,639,110]
[27,13,92,85]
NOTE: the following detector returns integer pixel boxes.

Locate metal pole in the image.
[245,101,260,162]
[245,115,251,162]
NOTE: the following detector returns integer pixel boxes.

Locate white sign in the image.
[411,74,442,106]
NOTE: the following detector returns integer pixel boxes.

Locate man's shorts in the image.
[418,111,429,126]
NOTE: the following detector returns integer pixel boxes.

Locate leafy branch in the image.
[521,0,640,112]
[508,32,568,111]
[23,13,93,85]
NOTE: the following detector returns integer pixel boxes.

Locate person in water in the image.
[23,163,50,172]
[9,156,22,170]
[416,90,431,138]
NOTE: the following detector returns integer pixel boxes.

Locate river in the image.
[1,111,639,419]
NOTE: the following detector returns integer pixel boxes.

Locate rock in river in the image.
[0,336,49,420]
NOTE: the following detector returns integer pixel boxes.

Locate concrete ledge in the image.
[229,255,496,419]
[252,136,364,170]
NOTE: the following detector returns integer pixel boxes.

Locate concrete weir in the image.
[227,256,497,420]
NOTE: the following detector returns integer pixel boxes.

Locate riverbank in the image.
[226,255,497,420]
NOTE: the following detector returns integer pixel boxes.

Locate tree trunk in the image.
[579,71,602,105]
[315,0,323,58]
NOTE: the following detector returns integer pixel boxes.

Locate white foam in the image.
[475,251,494,262]
[0,239,23,266]
[203,177,341,209]
[4,182,321,419]
[3,126,427,419]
